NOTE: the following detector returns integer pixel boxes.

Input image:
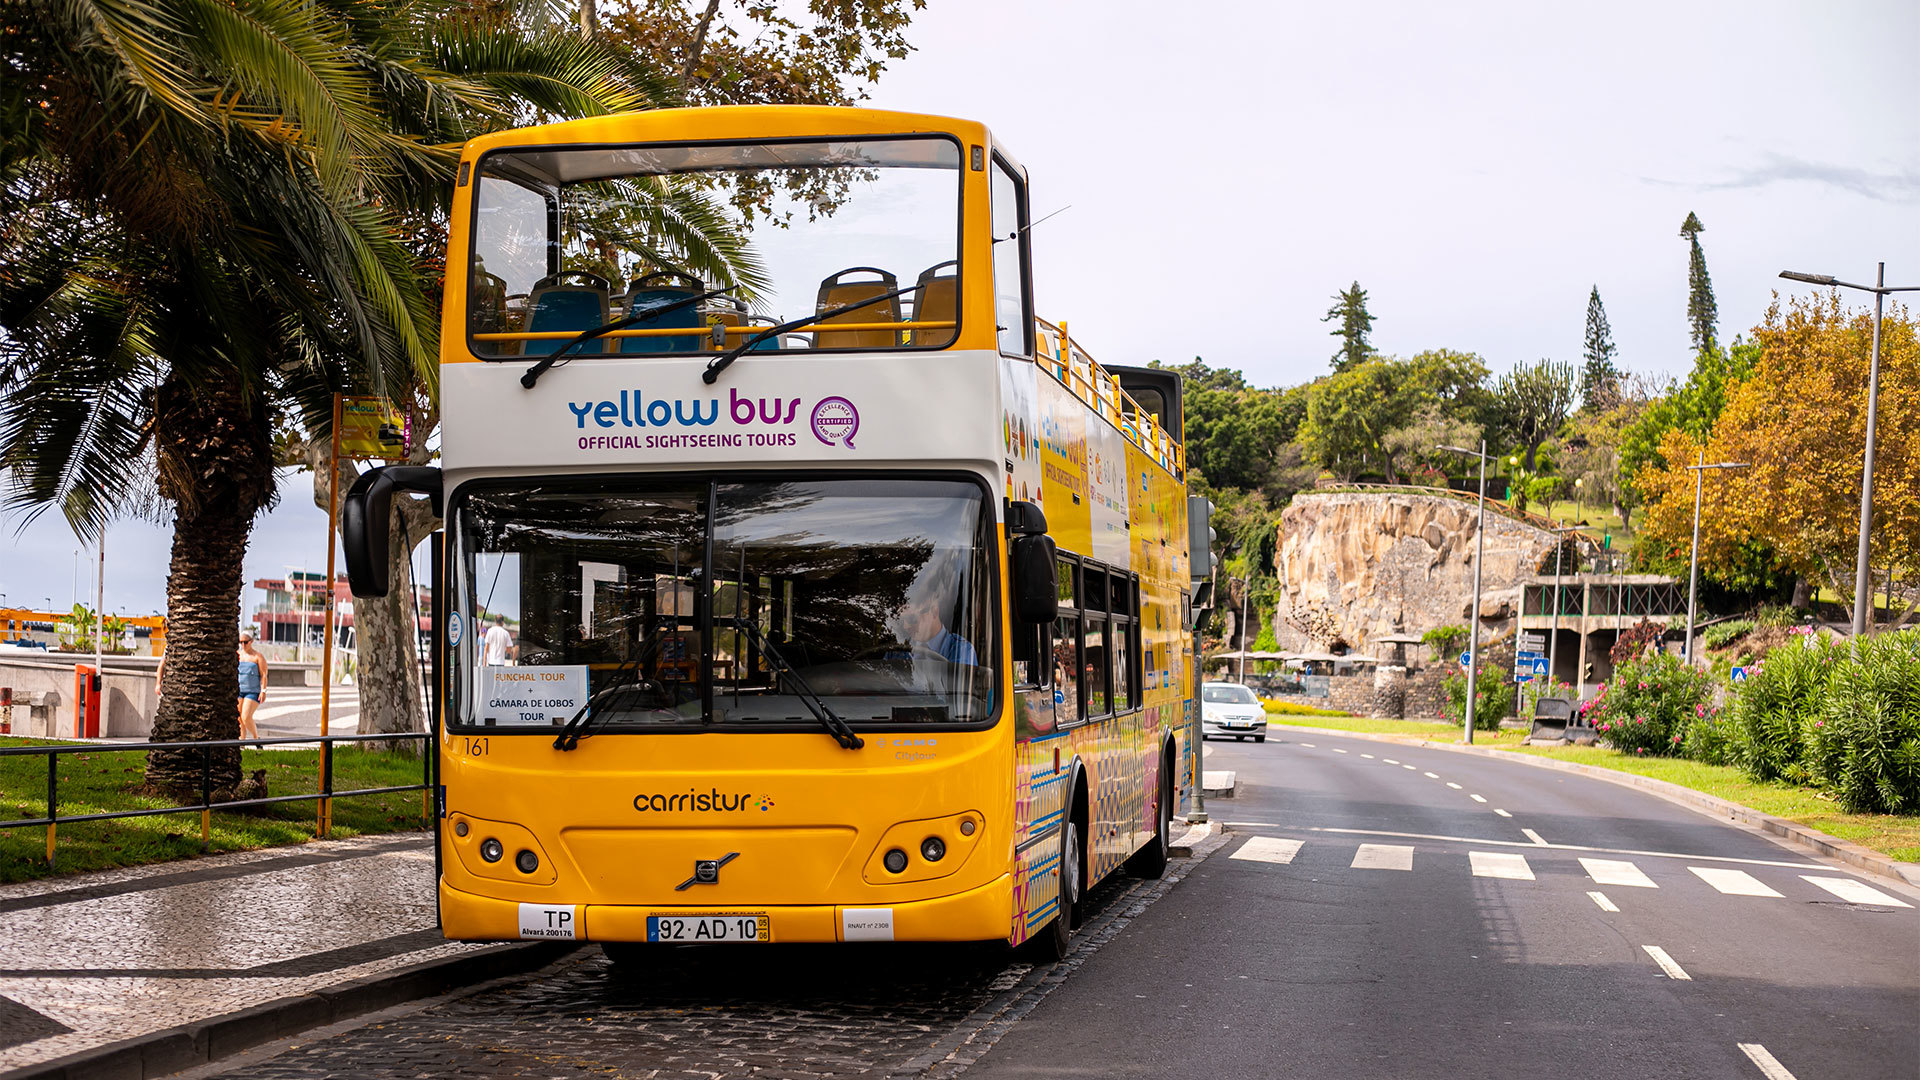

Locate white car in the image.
[1202,682,1267,742]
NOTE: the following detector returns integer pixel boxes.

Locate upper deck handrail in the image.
[1033,317,1183,473]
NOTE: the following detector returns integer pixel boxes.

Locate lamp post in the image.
[1238,578,1250,684]
[1439,441,1495,743]
[1684,451,1751,667]
[1778,265,1920,636]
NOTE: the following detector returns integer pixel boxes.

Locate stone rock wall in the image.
[1275,491,1561,659]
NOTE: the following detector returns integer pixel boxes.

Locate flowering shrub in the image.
[1803,630,1920,814]
[1728,633,1841,784]
[1586,654,1710,756]
[1442,664,1516,732]
[1681,701,1736,766]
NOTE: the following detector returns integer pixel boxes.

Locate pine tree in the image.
[1323,281,1374,372]
[1680,212,1717,354]
[1580,286,1620,405]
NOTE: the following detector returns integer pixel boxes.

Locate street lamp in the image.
[1684,451,1751,667]
[1778,265,1920,636]
[1438,441,1494,743]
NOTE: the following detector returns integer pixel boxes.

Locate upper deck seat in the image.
[522,271,611,356]
[621,271,705,354]
[909,260,958,348]
[815,267,901,349]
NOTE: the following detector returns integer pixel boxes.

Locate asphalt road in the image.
[964,730,1920,1080]
[171,729,1918,1080]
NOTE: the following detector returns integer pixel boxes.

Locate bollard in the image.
[45,752,58,869]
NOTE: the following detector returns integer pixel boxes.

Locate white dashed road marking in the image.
[1642,945,1692,980]
[1361,753,1375,759]
[1492,809,1512,817]
[1469,852,1535,880]
[1469,794,1487,803]
[1801,876,1912,908]
[1521,829,1548,846]
[1423,771,1439,778]
[1581,858,1659,888]
[1351,844,1415,871]
[1738,1043,1800,1080]
[1332,748,1348,754]
[1690,867,1783,897]
[1230,837,1304,865]
[1382,758,1399,764]
[1588,891,1619,912]
[1446,782,1462,790]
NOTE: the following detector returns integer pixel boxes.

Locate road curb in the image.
[4,941,581,1080]
[1269,723,1920,889]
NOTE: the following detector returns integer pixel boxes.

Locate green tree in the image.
[1681,211,1718,354]
[1161,358,1311,499]
[1581,286,1620,405]
[1,0,670,795]
[1322,281,1375,373]
[1299,350,1490,481]
[1489,359,1577,471]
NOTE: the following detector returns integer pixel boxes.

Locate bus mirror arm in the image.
[1011,533,1059,624]
[342,466,443,598]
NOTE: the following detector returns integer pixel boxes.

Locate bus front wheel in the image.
[1125,758,1172,880]
[1023,817,1081,963]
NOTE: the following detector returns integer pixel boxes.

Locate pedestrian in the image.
[237,630,267,744]
[483,614,516,667]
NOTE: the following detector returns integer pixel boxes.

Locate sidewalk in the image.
[0,834,550,1078]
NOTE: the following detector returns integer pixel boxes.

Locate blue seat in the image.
[621,272,705,354]
[522,271,610,357]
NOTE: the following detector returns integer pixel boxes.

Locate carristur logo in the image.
[633,787,756,813]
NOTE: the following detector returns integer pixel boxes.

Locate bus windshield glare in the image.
[455,477,995,731]
[467,137,963,359]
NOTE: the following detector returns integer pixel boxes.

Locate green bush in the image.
[1729,631,1840,784]
[1423,624,1468,662]
[1806,631,1920,814]
[1588,653,1711,756]
[1442,665,1515,731]
[1702,619,1755,650]
[1756,603,1801,629]
[1682,704,1738,765]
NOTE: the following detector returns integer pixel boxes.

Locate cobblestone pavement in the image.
[0,833,481,1073]
[196,828,1229,1080]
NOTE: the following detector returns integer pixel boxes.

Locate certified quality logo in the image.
[810,397,859,449]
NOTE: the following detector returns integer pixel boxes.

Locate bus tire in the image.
[1022,814,1081,963]
[1125,751,1172,880]
[601,941,646,968]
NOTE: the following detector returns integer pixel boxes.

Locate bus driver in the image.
[888,559,976,666]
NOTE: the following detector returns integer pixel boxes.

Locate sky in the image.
[4,0,1917,619]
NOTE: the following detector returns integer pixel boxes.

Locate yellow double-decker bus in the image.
[344,106,1213,959]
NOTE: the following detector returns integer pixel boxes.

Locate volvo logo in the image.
[675,851,739,891]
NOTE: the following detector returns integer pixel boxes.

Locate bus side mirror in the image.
[1011,534,1058,624]
[343,465,444,598]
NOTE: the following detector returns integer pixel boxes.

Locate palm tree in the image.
[0,0,689,795]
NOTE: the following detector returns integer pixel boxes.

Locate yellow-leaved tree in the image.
[1636,294,1919,626]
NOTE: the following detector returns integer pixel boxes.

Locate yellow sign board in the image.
[338,396,409,461]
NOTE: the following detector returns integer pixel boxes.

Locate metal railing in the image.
[0,732,433,870]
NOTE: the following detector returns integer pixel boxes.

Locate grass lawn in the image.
[0,737,432,882]
[1260,701,1353,717]
[1499,743,1920,863]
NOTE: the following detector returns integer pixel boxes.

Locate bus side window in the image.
[990,156,1032,358]
[1053,612,1081,726]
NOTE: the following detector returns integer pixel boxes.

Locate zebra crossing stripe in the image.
[1580,858,1658,889]
[1470,851,1534,880]
[1230,837,1304,865]
[1351,844,1414,871]
[1801,876,1911,908]
[1689,867,1783,897]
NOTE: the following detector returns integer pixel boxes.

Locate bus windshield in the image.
[467,137,963,359]
[455,477,996,731]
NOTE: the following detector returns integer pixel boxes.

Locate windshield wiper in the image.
[552,635,665,751]
[701,282,918,385]
[519,286,737,390]
[725,618,864,750]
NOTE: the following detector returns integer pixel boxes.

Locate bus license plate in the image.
[646,913,770,943]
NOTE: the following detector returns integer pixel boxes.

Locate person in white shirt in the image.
[483,615,516,666]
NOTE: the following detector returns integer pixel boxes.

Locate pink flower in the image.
[1814,720,1823,728]
[1695,705,1706,717]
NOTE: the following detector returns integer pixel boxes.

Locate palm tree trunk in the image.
[354,497,433,748]
[145,370,275,797]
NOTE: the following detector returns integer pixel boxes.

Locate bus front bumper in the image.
[439,874,1014,944]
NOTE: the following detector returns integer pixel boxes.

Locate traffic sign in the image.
[1516,650,1545,664]
[1731,666,1749,684]
[1530,656,1550,678]
[1459,651,1473,670]
[1520,633,1546,652]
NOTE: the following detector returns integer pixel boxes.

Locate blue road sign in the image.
[1459,651,1473,669]
[1516,650,1546,664]
[1731,666,1749,683]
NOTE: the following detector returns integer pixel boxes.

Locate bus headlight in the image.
[516,849,540,874]
[480,838,505,863]
[883,848,909,874]
[921,836,946,862]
